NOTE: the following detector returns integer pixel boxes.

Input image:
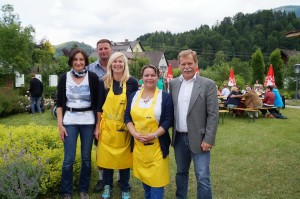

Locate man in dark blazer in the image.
[169,49,219,199]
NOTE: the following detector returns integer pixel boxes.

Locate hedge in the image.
[0,124,91,198]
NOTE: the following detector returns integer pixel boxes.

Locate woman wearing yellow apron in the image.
[95,52,138,199]
[125,65,174,199]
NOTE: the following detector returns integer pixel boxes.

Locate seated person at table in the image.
[232,86,262,118]
[256,84,265,97]
[224,87,242,117]
[260,85,275,117]
[221,83,230,101]
[236,85,243,95]
[272,86,287,119]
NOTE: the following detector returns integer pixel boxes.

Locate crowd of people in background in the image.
[54,38,288,199]
[219,81,287,119]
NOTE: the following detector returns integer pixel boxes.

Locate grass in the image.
[0,108,300,199]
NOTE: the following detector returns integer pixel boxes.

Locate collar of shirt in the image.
[179,74,197,82]
[96,59,106,70]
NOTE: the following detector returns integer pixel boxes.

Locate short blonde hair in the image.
[231,86,238,92]
[102,52,130,89]
[178,49,198,64]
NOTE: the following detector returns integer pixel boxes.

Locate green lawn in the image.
[0,108,300,199]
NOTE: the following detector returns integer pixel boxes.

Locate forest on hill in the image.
[137,8,300,69]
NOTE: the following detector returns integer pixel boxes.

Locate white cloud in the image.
[2,0,299,46]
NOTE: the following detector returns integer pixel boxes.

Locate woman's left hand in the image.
[141,134,155,143]
[134,132,147,144]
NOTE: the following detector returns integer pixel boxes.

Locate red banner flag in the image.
[228,68,236,86]
[167,64,173,82]
[264,65,276,87]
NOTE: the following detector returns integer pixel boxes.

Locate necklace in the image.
[143,96,150,103]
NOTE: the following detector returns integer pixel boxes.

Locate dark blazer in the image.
[169,75,219,153]
[124,90,174,158]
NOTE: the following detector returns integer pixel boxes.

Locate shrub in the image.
[0,87,53,115]
[0,142,44,199]
[0,87,20,116]
[0,124,82,196]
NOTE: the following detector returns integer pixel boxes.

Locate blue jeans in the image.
[142,183,164,199]
[103,168,130,192]
[61,125,95,195]
[174,133,212,199]
[30,96,42,113]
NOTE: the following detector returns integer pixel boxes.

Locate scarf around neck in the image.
[71,67,87,78]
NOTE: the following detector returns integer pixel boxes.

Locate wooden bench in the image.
[230,107,259,122]
[257,106,277,111]
[219,109,229,124]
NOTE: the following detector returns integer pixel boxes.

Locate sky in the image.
[2,0,300,47]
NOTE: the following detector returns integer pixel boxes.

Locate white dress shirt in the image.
[176,74,196,132]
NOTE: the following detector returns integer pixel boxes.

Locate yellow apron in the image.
[131,88,170,187]
[97,81,132,169]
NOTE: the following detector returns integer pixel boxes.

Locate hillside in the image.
[272,5,300,17]
[53,41,94,58]
[52,5,300,60]
[137,6,300,68]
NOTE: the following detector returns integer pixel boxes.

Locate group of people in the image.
[220,82,286,119]
[56,41,219,199]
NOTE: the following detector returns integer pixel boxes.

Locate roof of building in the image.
[132,51,166,67]
[167,59,179,68]
[285,30,300,38]
[280,49,300,57]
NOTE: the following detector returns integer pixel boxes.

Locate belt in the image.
[176,131,188,134]
[66,107,92,112]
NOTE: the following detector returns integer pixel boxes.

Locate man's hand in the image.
[201,141,212,152]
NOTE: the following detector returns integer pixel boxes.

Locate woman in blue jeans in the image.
[56,48,101,199]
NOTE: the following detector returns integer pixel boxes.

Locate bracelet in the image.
[153,133,158,139]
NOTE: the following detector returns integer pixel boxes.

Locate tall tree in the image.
[0,4,35,74]
[32,39,55,73]
[251,49,265,85]
[269,48,284,88]
[129,56,149,79]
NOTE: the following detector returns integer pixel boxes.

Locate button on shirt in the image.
[88,59,106,80]
[176,75,196,132]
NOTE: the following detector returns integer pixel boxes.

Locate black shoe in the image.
[94,180,104,192]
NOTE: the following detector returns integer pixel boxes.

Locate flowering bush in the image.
[0,124,85,197]
[0,143,44,199]
[0,87,54,115]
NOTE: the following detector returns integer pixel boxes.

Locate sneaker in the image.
[79,192,89,199]
[255,112,259,118]
[122,191,130,199]
[94,180,104,192]
[101,185,111,199]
